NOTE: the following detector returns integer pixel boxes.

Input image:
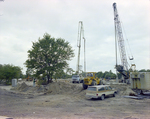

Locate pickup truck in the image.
[85,85,117,100]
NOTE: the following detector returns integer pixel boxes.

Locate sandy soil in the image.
[0,80,150,119]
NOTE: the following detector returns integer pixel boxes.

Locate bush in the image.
[5,81,11,85]
[37,79,48,85]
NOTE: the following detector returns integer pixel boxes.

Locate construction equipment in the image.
[130,72,150,94]
[130,64,150,94]
[77,21,86,74]
[113,3,135,83]
[72,75,81,83]
[82,72,103,89]
[72,21,86,83]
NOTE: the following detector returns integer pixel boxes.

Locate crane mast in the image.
[77,21,86,75]
[113,3,129,79]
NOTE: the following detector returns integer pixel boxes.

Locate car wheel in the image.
[101,95,105,100]
[99,80,101,85]
[113,93,116,97]
[83,81,88,89]
[72,81,74,83]
[92,81,96,86]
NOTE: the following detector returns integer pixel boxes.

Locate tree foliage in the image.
[25,33,74,83]
[139,69,150,72]
[97,70,116,79]
[0,64,22,84]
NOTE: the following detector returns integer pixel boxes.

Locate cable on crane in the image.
[121,20,134,59]
[121,21,135,66]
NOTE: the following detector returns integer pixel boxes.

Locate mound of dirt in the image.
[11,81,85,97]
[11,82,29,92]
[11,81,137,97]
[121,88,137,96]
[110,84,127,92]
[44,82,83,95]
[110,84,137,96]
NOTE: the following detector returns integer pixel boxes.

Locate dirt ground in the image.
[0,80,150,119]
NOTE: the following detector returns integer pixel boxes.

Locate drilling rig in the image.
[72,21,86,83]
[113,3,134,83]
[77,21,86,75]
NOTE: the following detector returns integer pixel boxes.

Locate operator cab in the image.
[87,73,93,77]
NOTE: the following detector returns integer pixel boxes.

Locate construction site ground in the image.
[0,79,150,119]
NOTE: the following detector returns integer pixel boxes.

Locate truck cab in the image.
[72,75,82,83]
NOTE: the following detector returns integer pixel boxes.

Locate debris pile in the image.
[110,84,137,96]
[44,82,83,95]
[121,88,137,96]
[11,82,28,92]
[11,81,84,96]
[11,81,137,97]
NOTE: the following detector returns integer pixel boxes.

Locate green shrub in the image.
[5,81,11,85]
[37,79,47,85]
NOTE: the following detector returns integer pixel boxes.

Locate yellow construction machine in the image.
[82,72,103,89]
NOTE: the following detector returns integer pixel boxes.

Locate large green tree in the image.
[25,33,74,83]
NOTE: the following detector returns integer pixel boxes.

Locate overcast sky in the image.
[0,0,149,74]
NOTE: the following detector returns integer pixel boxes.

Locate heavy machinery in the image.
[77,21,86,75]
[82,72,103,89]
[113,3,135,83]
[130,71,150,94]
[113,3,149,94]
[72,21,86,83]
[129,64,150,94]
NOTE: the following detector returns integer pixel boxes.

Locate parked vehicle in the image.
[72,75,83,83]
[85,85,117,100]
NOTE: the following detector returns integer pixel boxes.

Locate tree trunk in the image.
[47,75,50,84]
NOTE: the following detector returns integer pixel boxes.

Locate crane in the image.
[113,3,133,82]
[77,21,86,75]
[72,21,86,83]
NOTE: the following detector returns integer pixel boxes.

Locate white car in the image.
[86,85,117,100]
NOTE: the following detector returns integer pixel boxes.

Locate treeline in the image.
[139,69,150,72]
[0,64,23,84]
[0,63,150,85]
[97,69,150,79]
[69,70,117,79]
[96,70,116,79]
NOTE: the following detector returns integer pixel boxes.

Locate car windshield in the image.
[87,73,93,77]
[72,75,79,78]
[87,87,96,91]
[108,86,112,90]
